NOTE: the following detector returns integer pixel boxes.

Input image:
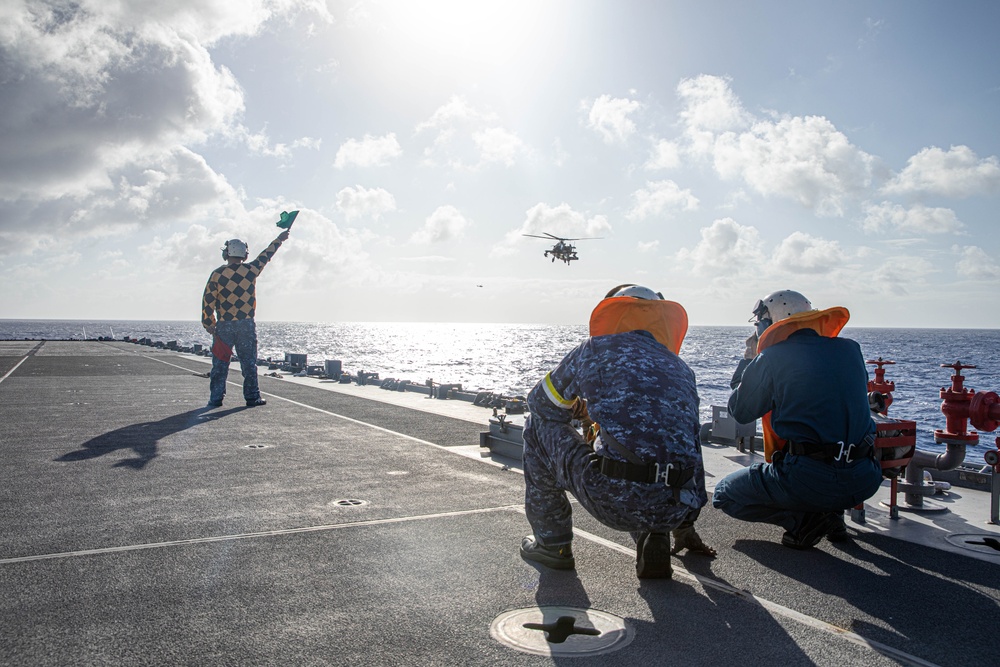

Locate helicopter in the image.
[522,232,602,265]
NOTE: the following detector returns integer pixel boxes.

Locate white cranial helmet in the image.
[223,239,248,260]
[607,284,664,300]
[756,290,813,323]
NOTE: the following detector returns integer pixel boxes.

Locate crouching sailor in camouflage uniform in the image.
[520,285,714,579]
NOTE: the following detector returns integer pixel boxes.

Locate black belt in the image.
[596,455,696,488]
[787,439,873,463]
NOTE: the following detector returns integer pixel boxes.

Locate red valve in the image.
[934,361,981,445]
[969,391,1000,432]
[867,357,896,412]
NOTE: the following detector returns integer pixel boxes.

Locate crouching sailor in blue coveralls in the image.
[519,285,715,579]
[712,290,883,549]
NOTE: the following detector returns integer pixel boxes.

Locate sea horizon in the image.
[1,317,996,332]
[3,318,998,458]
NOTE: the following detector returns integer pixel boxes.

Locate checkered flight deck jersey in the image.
[201,239,283,328]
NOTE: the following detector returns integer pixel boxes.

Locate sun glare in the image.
[371,0,554,67]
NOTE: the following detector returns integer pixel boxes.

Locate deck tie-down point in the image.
[491,606,633,656]
[945,533,1000,554]
[523,616,600,643]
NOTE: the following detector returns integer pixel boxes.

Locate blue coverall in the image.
[712,329,883,532]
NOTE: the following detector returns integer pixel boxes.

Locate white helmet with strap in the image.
[606,284,664,300]
[753,290,813,324]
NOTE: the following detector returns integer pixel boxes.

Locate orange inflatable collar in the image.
[756,306,850,353]
[589,298,688,354]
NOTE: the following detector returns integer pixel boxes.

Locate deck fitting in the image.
[490,606,633,656]
[946,533,1000,554]
[333,499,367,507]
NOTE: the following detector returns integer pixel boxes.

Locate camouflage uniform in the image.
[523,330,708,546]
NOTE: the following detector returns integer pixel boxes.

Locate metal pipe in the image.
[903,443,967,507]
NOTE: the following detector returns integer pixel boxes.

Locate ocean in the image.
[2,319,998,457]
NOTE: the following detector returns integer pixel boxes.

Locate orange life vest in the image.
[754,307,851,461]
[588,297,688,354]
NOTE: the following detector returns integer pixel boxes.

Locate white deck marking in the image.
[569,525,943,667]
[0,505,524,565]
[75,349,942,667]
[0,355,30,385]
[144,354,458,453]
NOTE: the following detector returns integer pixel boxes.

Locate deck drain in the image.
[945,533,1000,555]
[333,499,368,507]
[243,444,269,449]
[490,606,633,657]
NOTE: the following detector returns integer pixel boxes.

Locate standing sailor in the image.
[519,285,714,579]
[712,290,883,548]
[202,228,290,408]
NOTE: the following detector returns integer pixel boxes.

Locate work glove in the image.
[743,332,759,360]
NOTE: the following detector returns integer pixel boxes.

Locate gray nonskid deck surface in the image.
[0,342,996,666]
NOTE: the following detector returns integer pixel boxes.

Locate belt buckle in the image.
[834,441,855,463]
[654,462,673,485]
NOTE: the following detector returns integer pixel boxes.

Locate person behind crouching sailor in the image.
[519,284,715,579]
[712,290,883,549]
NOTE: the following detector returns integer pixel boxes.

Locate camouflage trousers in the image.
[523,416,698,546]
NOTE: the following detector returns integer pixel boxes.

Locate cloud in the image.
[868,256,935,297]
[333,133,402,168]
[0,1,283,202]
[770,231,847,274]
[410,205,470,244]
[676,74,751,156]
[675,218,765,275]
[713,115,874,216]
[626,180,699,221]
[509,202,612,242]
[674,75,873,216]
[0,0,332,254]
[238,126,322,159]
[0,147,244,254]
[645,139,681,170]
[954,245,1000,280]
[472,127,529,167]
[415,96,528,169]
[637,240,660,253]
[139,205,374,289]
[585,94,642,144]
[336,186,397,221]
[881,145,1000,198]
[860,201,963,234]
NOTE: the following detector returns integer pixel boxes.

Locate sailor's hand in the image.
[277,230,290,242]
[743,333,758,359]
[205,324,216,335]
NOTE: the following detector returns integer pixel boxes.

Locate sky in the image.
[1,0,999,328]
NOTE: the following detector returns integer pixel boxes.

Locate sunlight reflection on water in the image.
[2,319,997,455]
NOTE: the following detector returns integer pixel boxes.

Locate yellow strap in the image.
[542,372,576,409]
